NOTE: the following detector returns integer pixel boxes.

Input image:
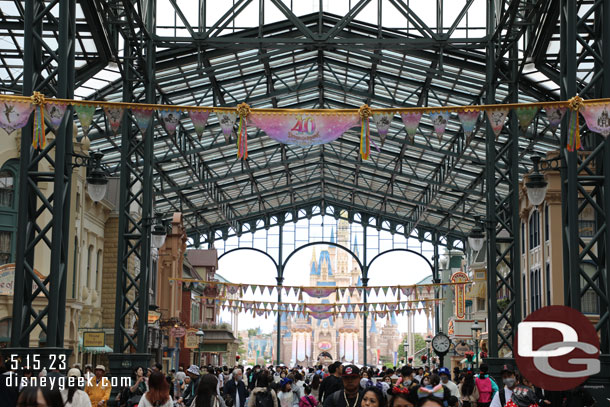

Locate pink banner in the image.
[301,287,336,298]
[310,311,334,320]
[306,304,334,312]
[249,113,359,147]
[581,104,610,137]
[0,102,34,134]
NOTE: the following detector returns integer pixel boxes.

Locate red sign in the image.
[515,305,600,391]
[451,271,468,319]
[170,327,186,338]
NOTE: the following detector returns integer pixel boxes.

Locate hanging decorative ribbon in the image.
[31,92,45,150]
[236,103,251,159]
[567,95,584,152]
[359,104,372,160]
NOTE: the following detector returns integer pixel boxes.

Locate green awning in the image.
[81,345,113,354]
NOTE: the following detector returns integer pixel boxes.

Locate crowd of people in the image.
[0,360,598,407]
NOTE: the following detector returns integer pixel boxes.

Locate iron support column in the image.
[362,223,368,366]
[9,0,75,368]
[276,223,284,365]
[433,233,440,335]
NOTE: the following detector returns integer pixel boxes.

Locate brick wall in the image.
[101,215,119,345]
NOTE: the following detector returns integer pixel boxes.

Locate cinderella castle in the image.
[274,215,402,366]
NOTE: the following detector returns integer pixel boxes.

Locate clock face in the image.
[432,334,451,353]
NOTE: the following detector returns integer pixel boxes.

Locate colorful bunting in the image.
[401,112,422,143]
[581,104,610,137]
[430,111,450,142]
[44,102,68,132]
[458,111,479,144]
[33,105,45,149]
[132,108,154,134]
[567,96,585,151]
[372,113,393,146]
[302,287,337,298]
[359,105,372,160]
[217,111,238,142]
[486,109,509,139]
[0,101,34,135]
[236,103,250,159]
[516,107,538,132]
[159,109,181,135]
[188,110,210,141]
[74,105,96,136]
[104,107,124,135]
[545,107,566,130]
[306,304,334,312]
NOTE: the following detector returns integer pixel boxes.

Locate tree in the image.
[397,333,427,359]
[237,337,247,355]
[247,328,258,337]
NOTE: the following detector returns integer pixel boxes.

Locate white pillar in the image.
[340,333,345,359]
[291,332,297,363]
[353,334,358,364]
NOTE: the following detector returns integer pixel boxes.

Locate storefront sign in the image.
[170,326,186,338]
[451,271,468,319]
[83,332,105,347]
[0,264,44,295]
[454,342,471,356]
[185,329,199,349]
[148,311,160,324]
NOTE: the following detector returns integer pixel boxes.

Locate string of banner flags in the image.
[169,277,469,301]
[195,295,444,320]
[1,93,609,159]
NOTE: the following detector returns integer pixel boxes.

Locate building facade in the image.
[275,217,401,366]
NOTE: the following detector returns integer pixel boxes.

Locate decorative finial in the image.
[568,95,584,112]
[31,91,45,106]
[237,102,251,118]
[359,104,372,119]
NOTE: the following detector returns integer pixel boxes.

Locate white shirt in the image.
[61,389,92,407]
[139,393,174,407]
[490,387,513,407]
[443,380,461,398]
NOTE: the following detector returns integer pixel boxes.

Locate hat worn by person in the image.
[187,365,200,376]
[95,365,106,372]
[68,368,81,378]
[342,365,360,377]
[500,364,515,374]
[438,367,450,376]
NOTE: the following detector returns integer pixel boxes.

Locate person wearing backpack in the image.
[299,385,319,407]
[277,379,300,407]
[489,365,518,407]
[475,364,495,407]
[248,371,278,407]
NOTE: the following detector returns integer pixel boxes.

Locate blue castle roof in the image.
[310,249,333,276]
[370,318,378,333]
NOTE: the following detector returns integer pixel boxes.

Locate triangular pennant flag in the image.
[250,285,257,295]
[431,111,450,142]
[218,111,238,142]
[74,104,96,136]
[372,112,393,146]
[44,102,68,132]
[189,110,211,140]
[401,112,422,143]
[348,287,356,296]
[159,109,181,135]
[133,108,154,134]
[382,286,389,296]
[516,107,538,132]
[581,104,610,137]
[104,106,124,135]
[374,287,381,296]
[0,101,34,135]
[268,286,274,296]
[486,109,509,139]
[545,107,567,130]
[458,110,479,145]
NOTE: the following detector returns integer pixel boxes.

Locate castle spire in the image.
[330,227,335,243]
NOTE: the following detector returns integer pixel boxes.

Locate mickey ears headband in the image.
[417,384,444,399]
[392,386,410,394]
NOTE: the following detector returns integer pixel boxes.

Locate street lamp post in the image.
[471,320,482,369]
[196,329,205,366]
[425,336,432,369]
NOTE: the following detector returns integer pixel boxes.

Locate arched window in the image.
[96,249,102,292]
[87,245,94,288]
[544,204,549,242]
[0,161,19,265]
[0,170,14,207]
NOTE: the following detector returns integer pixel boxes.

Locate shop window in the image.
[529,210,540,250]
[521,222,525,254]
[0,231,11,266]
[546,263,551,306]
[581,263,600,315]
[0,170,14,207]
[530,268,541,313]
[544,205,549,241]
[96,249,102,292]
[87,245,94,288]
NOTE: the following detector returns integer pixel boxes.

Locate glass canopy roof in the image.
[1,0,597,245]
